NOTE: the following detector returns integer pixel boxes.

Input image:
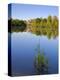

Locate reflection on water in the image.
[8,32,58,76]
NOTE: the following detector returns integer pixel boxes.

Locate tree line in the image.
[8,19,27,32]
[8,15,58,38]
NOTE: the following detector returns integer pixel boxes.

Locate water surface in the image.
[8,32,58,76]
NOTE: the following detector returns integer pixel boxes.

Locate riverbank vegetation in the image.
[8,15,58,38]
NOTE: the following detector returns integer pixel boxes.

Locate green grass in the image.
[34,51,48,74]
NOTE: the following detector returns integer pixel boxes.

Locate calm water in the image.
[8,32,58,76]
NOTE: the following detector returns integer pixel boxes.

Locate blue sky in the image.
[8,3,58,20]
